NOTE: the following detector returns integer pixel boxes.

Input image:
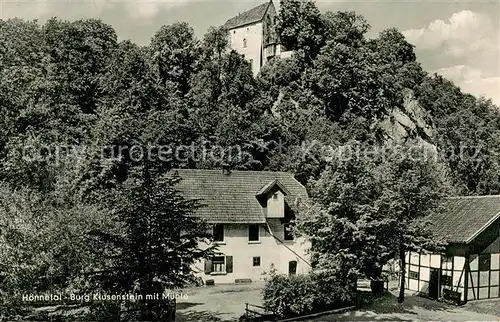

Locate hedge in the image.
[262,270,355,318]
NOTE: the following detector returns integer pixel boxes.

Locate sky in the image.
[1,0,499,105]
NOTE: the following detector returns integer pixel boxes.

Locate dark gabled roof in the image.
[173,169,308,224]
[429,195,500,244]
[224,1,271,30]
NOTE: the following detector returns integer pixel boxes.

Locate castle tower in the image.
[224,0,286,76]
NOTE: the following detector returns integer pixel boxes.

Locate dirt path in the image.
[176,282,264,321]
[314,291,500,321]
[176,282,500,321]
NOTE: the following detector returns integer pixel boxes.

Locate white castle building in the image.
[224,0,292,75]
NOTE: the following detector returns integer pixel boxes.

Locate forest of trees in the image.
[1,0,499,320]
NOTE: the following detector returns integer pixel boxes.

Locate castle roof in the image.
[224,1,272,30]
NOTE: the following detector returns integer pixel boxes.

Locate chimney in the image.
[222,163,231,175]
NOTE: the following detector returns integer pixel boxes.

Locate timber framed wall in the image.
[405,251,500,302]
[405,251,466,302]
[467,253,500,300]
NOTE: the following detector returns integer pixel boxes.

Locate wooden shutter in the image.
[226,256,233,273]
[204,259,212,275]
[288,260,297,275]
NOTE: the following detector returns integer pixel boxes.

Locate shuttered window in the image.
[212,256,225,273]
[204,255,233,274]
[204,259,212,275]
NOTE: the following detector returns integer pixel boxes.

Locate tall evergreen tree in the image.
[88,163,212,320]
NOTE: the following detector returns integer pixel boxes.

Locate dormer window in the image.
[256,179,289,219]
[243,38,247,48]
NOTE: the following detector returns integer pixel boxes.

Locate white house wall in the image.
[229,23,263,76]
[193,222,310,284]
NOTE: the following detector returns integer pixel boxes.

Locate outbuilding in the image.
[405,195,500,303]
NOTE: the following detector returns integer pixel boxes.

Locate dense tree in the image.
[415,75,500,195]
[377,144,450,302]
[276,0,325,62]
[88,165,212,320]
[297,142,384,279]
[321,11,369,47]
[298,142,450,302]
[0,182,115,317]
[0,18,117,191]
[150,22,199,95]
[1,2,499,319]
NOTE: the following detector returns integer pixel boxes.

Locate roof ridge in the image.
[447,194,500,199]
[174,168,295,175]
[256,178,291,196]
[224,1,272,29]
[260,0,272,20]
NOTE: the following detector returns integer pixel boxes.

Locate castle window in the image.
[243,38,247,48]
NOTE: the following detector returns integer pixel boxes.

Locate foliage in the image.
[415,76,500,195]
[1,0,499,318]
[150,22,198,95]
[298,141,450,302]
[0,182,115,317]
[262,266,354,318]
[321,11,370,46]
[276,0,325,62]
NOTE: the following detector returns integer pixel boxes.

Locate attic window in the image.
[273,193,278,200]
[243,38,247,48]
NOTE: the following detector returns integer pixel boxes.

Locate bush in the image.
[262,274,315,317]
[262,269,354,318]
